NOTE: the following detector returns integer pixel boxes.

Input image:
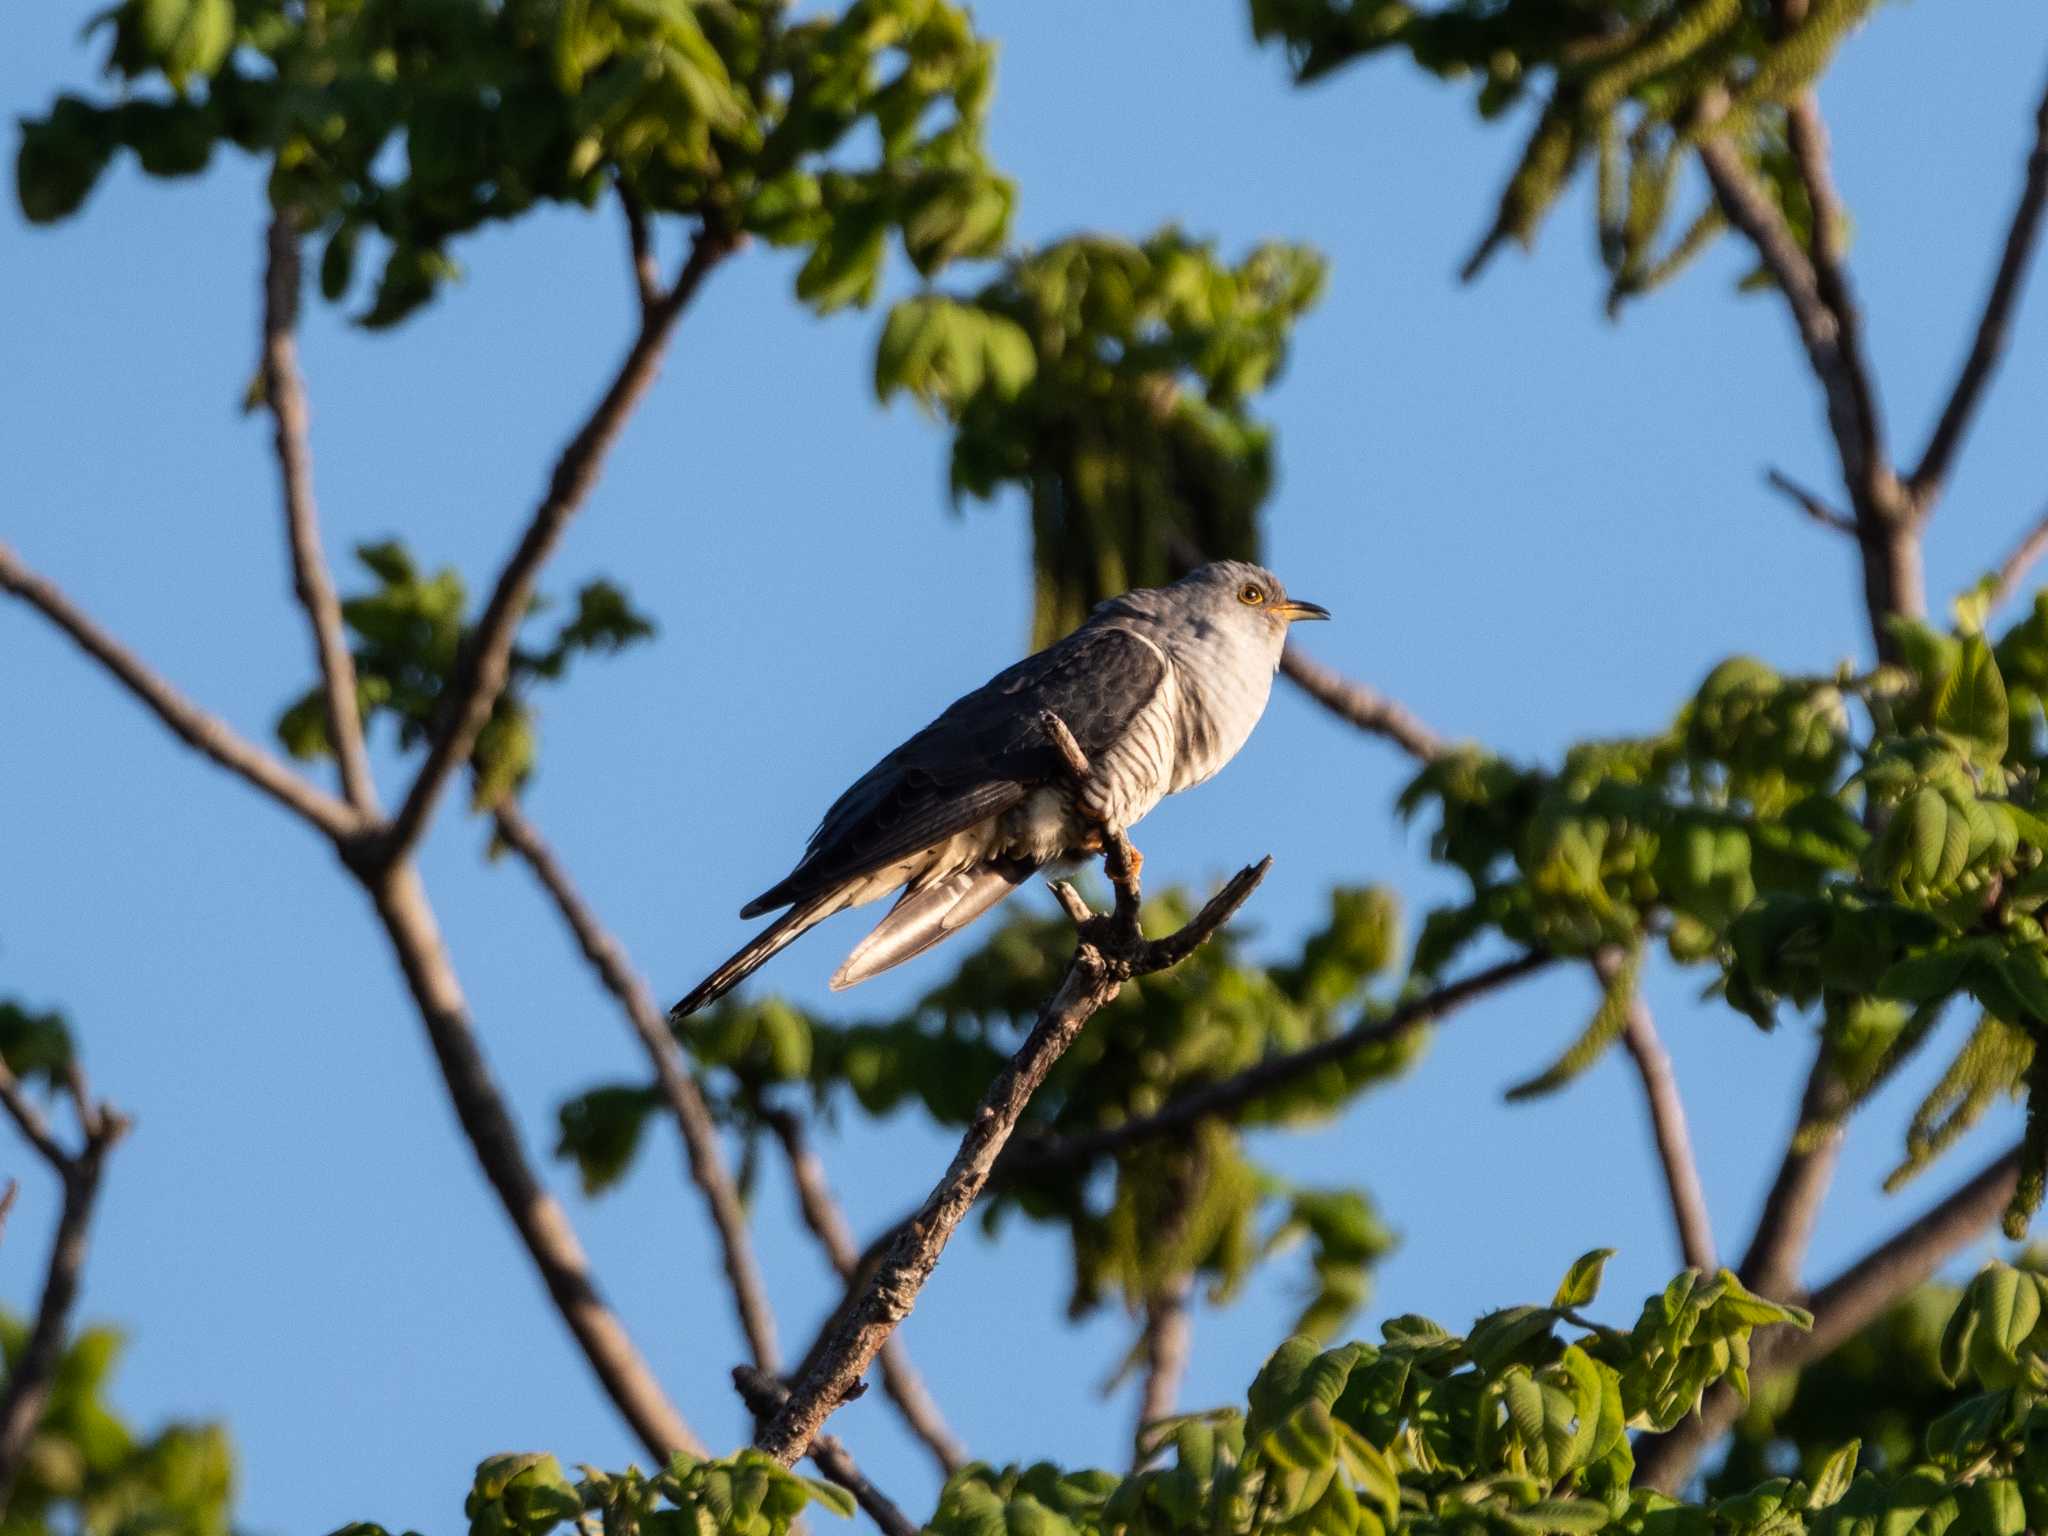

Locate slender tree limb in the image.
[1911,71,2048,505]
[1737,1054,1848,1306]
[1633,1140,2020,1492]
[1133,1275,1193,1468]
[0,1061,128,1495]
[0,543,366,842]
[1000,950,1554,1179]
[618,186,664,316]
[1597,949,1716,1273]
[365,861,706,1460]
[0,1181,16,1250]
[1764,467,1856,537]
[1279,647,1447,764]
[762,1107,966,1475]
[733,1367,920,1536]
[380,223,740,867]
[1987,502,2048,611]
[755,767,1272,1464]
[262,210,378,814]
[490,799,782,1375]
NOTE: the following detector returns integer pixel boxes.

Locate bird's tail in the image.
[670,893,841,1022]
[830,859,1036,992]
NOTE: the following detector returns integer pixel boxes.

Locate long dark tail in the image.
[670,893,840,1022]
[828,859,1036,992]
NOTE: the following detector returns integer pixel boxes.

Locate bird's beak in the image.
[1273,599,1331,623]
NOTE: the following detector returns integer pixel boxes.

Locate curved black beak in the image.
[1274,599,1331,622]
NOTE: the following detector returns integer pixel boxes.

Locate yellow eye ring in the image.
[1238,583,1265,606]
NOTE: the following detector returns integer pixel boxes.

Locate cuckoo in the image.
[670,560,1328,1018]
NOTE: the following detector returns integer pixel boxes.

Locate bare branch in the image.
[618,185,664,316]
[262,210,378,813]
[365,862,705,1460]
[491,800,782,1374]
[1133,1276,1193,1468]
[1738,1055,1848,1306]
[0,542,365,841]
[1988,502,2048,612]
[1598,949,1715,1273]
[732,1367,921,1536]
[1279,647,1446,763]
[1634,1140,2019,1492]
[763,1107,966,1474]
[1764,467,1856,536]
[1000,950,1554,1179]
[380,223,741,867]
[0,1181,16,1248]
[753,835,1272,1466]
[0,1069,127,1496]
[1911,71,2048,505]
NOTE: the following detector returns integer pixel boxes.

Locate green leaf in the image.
[1553,1248,1617,1310]
[1807,1438,1858,1508]
[1934,634,2009,763]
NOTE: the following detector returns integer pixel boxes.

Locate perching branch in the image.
[491,798,782,1375]
[732,1367,920,1536]
[754,710,1271,1465]
[364,862,705,1460]
[1987,502,2048,612]
[1911,71,2048,505]
[999,950,1554,1179]
[1633,1139,2021,1492]
[1764,467,1856,537]
[0,1058,128,1495]
[379,221,740,868]
[762,1107,966,1475]
[262,210,378,814]
[1133,1275,1194,1468]
[1598,949,1716,1273]
[1279,647,1447,763]
[0,543,365,842]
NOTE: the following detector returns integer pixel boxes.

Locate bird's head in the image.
[1170,560,1331,645]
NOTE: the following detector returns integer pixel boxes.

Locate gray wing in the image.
[740,624,1167,917]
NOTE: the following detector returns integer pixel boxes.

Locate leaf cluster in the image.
[19,0,1011,326]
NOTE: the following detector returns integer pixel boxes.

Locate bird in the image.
[669,560,1329,1019]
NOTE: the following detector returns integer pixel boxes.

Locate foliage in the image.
[276,540,656,810]
[1399,605,2048,1234]
[0,999,76,1092]
[1248,0,1875,311]
[17,0,1011,326]
[0,1316,235,1536]
[575,884,1403,1339]
[876,230,1326,646]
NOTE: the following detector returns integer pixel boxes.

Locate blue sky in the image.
[5,3,2048,1530]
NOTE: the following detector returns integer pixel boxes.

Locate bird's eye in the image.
[1238,583,1265,606]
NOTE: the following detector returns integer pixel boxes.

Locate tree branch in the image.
[1987,502,2048,612]
[999,950,1554,1179]
[753,809,1271,1465]
[1133,1275,1193,1468]
[379,222,740,867]
[733,1367,921,1536]
[618,186,664,317]
[365,861,705,1460]
[1738,1054,1848,1305]
[1764,467,1856,537]
[1633,1140,2020,1492]
[762,1107,966,1475]
[490,799,782,1375]
[1278,647,1446,763]
[1911,71,2048,505]
[262,209,378,813]
[0,1061,128,1496]
[0,543,365,842]
[1598,949,1716,1273]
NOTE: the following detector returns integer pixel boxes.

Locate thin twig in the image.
[1911,71,2048,505]
[755,732,1272,1464]
[0,1181,16,1249]
[0,543,364,841]
[1279,648,1447,763]
[262,209,378,813]
[763,1107,966,1474]
[380,223,740,868]
[1633,1140,2020,1492]
[732,1367,920,1536]
[1738,1054,1848,1305]
[365,862,706,1460]
[1764,467,1856,536]
[1988,502,2048,611]
[618,185,663,316]
[1134,1276,1193,1468]
[0,1063,128,1496]
[491,799,782,1375]
[1598,949,1715,1273]
[1000,951,1554,1178]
